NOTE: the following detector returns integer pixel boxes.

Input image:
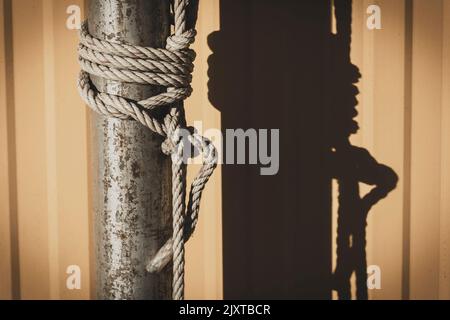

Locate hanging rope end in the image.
[146,238,174,273]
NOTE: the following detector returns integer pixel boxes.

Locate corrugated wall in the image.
[342,0,450,300]
[0,0,449,300]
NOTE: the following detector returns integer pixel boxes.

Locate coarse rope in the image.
[77,0,216,300]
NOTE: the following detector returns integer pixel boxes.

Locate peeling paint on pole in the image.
[88,0,172,300]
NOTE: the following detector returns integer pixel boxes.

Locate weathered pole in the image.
[88,0,173,300]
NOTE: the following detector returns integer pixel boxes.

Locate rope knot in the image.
[161,138,176,156]
[77,0,217,301]
[162,127,185,162]
[166,29,197,51]
[161,125,196,158]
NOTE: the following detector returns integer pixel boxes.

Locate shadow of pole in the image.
[207,0,398,300]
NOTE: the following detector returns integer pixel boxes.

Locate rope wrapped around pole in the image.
[78,0,217,300]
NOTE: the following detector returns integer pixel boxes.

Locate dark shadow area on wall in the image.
[207,0,398,299]
[208,0,333,299]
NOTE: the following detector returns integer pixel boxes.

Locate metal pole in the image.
[88,0,172,300]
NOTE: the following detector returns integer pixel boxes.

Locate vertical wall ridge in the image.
[0,0,21,300]
[42,0,60,300]
[402,0,413,301]
[439,0,450,300]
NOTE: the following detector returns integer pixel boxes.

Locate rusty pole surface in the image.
[88,0,173,299]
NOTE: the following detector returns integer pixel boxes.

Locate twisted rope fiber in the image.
[77,0,217,300]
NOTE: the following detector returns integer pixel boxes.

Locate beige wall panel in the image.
[7,0,89,300]
[347,0,406,300]
[409,0,443,300]
[185,0,223,300]
[0,0,13,300]
[370,0,405,300]
[44,0,89,300]
[439,0,450,300]
[12,0,51,299]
